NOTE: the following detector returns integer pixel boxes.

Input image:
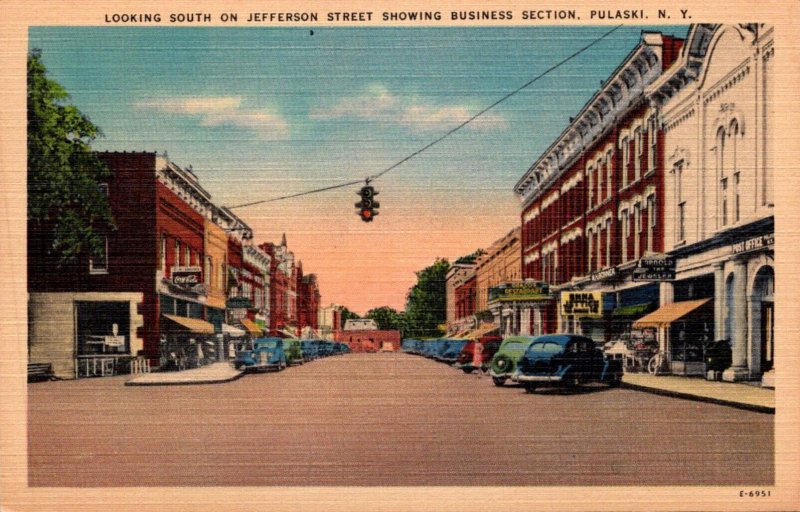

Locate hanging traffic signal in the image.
[355,185,380,222]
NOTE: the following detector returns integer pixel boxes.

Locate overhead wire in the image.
[227,24,624,210]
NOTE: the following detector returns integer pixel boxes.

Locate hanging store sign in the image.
[632,255,676,282]
[488,281,550,303]
[226,296,253,309]
[172,266,202,287]
[561,291,603,318]
[731,233,774,255]
[590,267,617,282]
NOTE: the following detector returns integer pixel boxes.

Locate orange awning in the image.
[240,318,264,336]
[462,323,499,340]
[162,314,216,334]
[632,299,712,329]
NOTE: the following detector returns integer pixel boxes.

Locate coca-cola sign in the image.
[172,267,202,287]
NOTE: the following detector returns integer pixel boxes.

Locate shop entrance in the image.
[761,302,774,372]
[751,265,775,374]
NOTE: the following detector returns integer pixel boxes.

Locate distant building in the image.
[343,318,378,331]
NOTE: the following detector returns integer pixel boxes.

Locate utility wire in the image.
[228,24,624,210]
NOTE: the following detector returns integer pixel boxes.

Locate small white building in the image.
[344,319,378,331]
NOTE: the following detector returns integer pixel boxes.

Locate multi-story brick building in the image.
[29,152,239,377]
[445,262,477,335]
[473,227,523,336]
[512,32,684,345]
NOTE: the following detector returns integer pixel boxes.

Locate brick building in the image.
[511,32,684,346]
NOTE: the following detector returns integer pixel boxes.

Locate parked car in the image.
[300,340,318,362]
[234,337,287,372]
[318,341,335,357]
[439,339,468,364]
[283,338,304,365]
[454,336,502,373]
[511,334,623,392]
[489,336,538,386]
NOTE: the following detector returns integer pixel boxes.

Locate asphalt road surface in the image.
[28,352,773,486]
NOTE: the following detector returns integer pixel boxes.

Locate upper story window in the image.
[160,235,167,274]
[634,127,643,181]
[587,167,594,209]
[606,152,613,200]
[674,160,686,242]
[620,137,630,189]
[89,237,108,275]
[647,116,658,174]
[646,194,656,253]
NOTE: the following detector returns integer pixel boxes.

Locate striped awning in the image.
[162,314,215,334]
[240,318,263,336]
[632,299,712,329]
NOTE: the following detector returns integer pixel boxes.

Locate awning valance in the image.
[240,319,263,336]
[632,299,712,329]
[222,323,247,337]
[162,314,215,334]
[462,323,499,340]
[612,302,653,317]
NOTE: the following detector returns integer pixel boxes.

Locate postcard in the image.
[1,0,798,510]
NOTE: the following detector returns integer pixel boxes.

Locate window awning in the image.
[240,319,264,336]
[222,323,247,337]
[162,314,216,334]
[612,303,653,317]
[462,323,499,340]
[632,299,712,329]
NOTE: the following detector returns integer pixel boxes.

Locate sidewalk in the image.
[622,372,775,413]
[125,362,245,386]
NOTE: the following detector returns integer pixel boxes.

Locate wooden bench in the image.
[28,362,57,382]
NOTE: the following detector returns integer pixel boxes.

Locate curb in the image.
[124,370,246,387]
[620,382,775,414]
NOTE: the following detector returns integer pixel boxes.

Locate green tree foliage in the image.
[338,307,360,329]
[454,248,485,265]
[28,49,114,263]
[366,306,403,331]
[404,258,451,338]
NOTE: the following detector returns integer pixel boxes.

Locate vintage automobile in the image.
[489,336,538,386]
[300,339,318,362]
[283,338,304,365]
[454,336,502,373]
[439,339,469,364]
[511,334,623,392]
[233,337,287,372]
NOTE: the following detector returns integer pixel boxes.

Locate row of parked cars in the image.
[402,334,623,393]
[234,337,350,372]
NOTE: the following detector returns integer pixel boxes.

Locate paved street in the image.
[28,353,773,487]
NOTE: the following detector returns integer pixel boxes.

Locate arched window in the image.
[717,126,728,227]
[729,119,741,223]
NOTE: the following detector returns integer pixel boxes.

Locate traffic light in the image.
[355,185,380,222]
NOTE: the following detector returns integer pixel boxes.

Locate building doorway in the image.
[752,265,774,374]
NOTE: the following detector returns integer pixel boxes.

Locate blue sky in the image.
[29,25,689,313]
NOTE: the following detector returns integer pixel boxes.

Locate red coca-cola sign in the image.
[172,267,202,287]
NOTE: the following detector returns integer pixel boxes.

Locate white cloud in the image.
[310,85,509,133]
[135,96,289,138]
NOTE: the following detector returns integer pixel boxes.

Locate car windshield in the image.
[256,341,277,349]
[502,342,524,351]
[529,342,563,354]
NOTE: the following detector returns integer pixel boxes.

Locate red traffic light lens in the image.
[362,209,372,218]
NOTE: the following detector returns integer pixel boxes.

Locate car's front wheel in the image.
[462,367,474,374]
[492,377,506,387]
[524,382,537,393]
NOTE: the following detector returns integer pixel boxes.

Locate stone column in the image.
[724,258,750,381]
[659,281,674,306]
[713,262,726,340]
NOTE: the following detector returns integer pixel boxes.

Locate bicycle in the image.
[647,350,669,375]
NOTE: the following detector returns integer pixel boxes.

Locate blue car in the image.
[511,334,623,392]
[300,340,318,362]
[234,337,287,372]
[439,339,468,364]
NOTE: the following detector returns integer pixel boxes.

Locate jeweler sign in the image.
[561,292,603,318]
[632,255,676,281]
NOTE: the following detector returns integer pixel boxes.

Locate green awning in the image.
[612,303,652,317]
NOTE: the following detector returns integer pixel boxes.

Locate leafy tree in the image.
[366,306,403,331]
[404,258,451,338]
[28,49,114,264]
[338,307,360,329]
[454,248,485,265]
